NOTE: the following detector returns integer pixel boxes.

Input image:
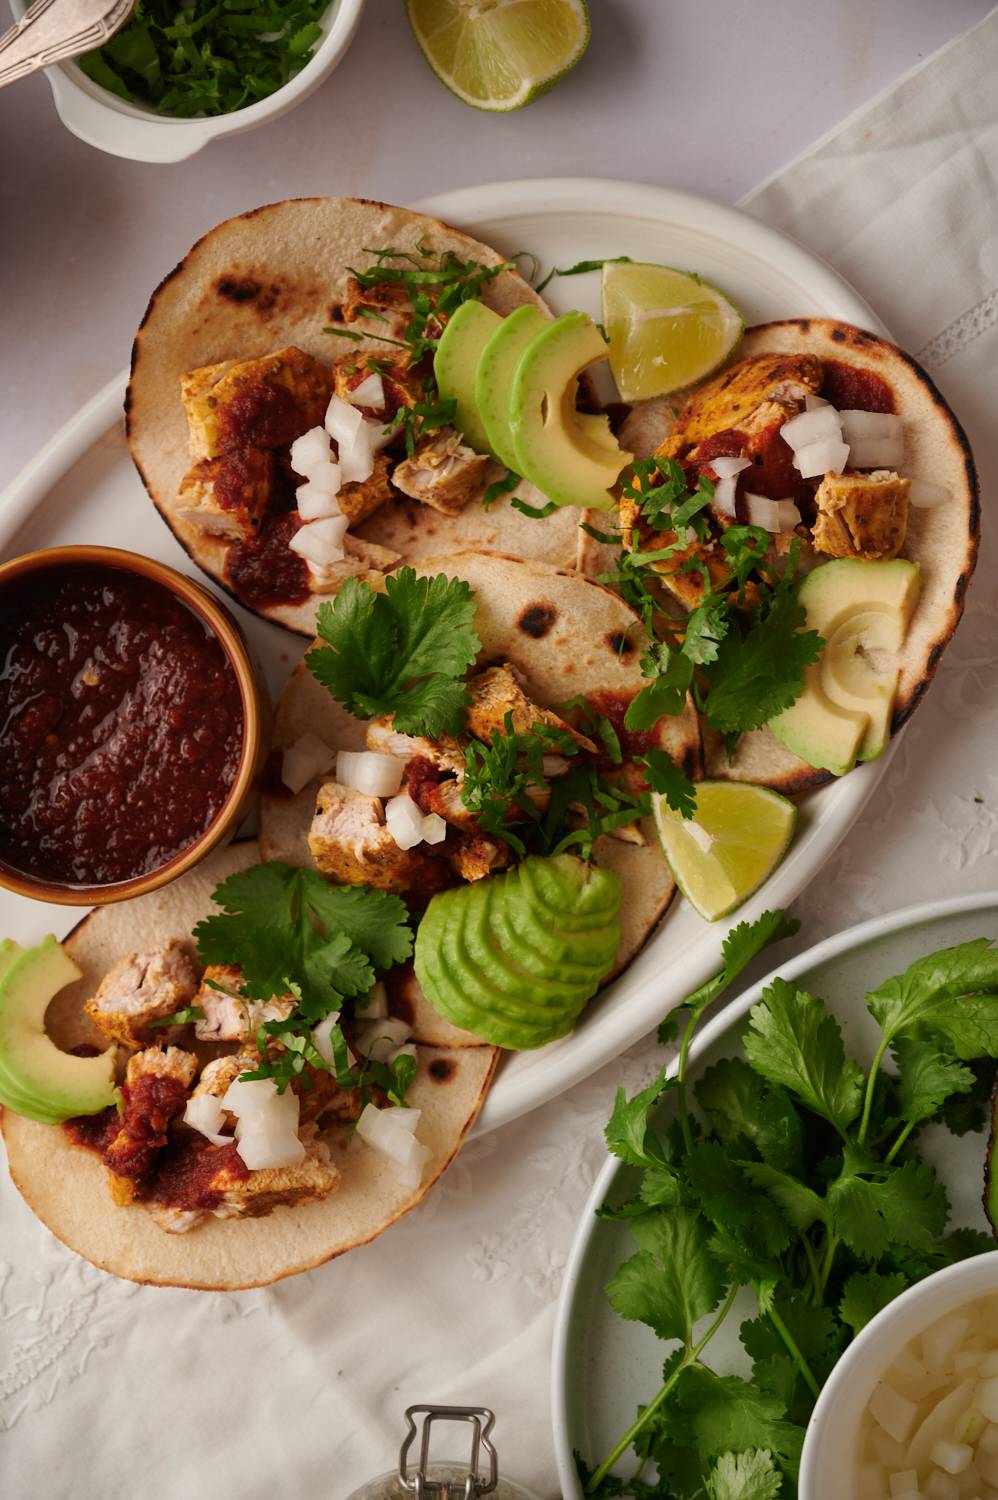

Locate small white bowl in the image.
[800,1250,998,1498]
[14,0,366,163]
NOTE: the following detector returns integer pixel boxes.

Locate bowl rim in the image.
[0,544,264,906]
[17,0,367,164]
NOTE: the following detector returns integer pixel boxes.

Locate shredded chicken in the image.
[337,276,412,336]
[85,943,200,1048]
[392,426,495,514]
[811,470,910,560]
[309,781,443,892]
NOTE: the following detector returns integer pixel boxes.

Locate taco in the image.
[583,319,979,794]
[259,550,702,1044]
[126,196,583,637]
[1,841,497,1290]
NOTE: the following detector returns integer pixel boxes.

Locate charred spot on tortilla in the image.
[517,602,558,639]
[831,327,847,342]
[429,1058,456,1083]
[606,629,636,659]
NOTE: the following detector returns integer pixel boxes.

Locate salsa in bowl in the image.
[0,547,267,904]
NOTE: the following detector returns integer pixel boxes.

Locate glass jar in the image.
[343,1405,544,1500]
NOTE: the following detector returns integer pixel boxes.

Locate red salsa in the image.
[227,512,310,611]
[820,359,895,414]
[0,564,244,888]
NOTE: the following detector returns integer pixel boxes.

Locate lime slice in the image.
[651,781,797,922]
[602,261,744,402]
[405,0,590,112]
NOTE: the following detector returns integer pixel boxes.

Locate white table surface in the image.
[0,0,990,492]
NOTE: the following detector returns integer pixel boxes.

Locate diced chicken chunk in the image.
[336,452,395,528]
[659,352,823,459]
[309,781,444,892]
[85,942,200,1047]
[192,1052,255,1100]
[303,531,403,595]
[465,664,597,753]
[337,275,412,336]
[332,353,426,425]
[366,718,465,771]
[392,427,496,514]
[104,1046,198,1203]
[447,833,511,883]
[193,966,295,1045]
[811,470,910,560]
[180,347,333,460]
[174,448,274,539]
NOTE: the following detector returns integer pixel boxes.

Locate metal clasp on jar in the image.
[398,1405,499,1499]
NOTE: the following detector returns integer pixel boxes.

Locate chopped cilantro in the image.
[150,1005,205,1028]
[536,255,634,294]
[639,748,697,820]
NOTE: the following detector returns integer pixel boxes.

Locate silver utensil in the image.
[0,0,132,91]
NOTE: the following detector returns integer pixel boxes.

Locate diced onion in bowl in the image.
[297,472,343,520]
[325,394,376,484]
[353,1016,412,1063]
[909,478,950,509]
[838,410,904,468]
[421,813,448,846]
[385,792,427,850]
[792,438,851,478]
[312,1011,342,1065]
[289,515,350,565]
[744,493,802,532]
[346,373,385,409]
[184,1093,230,1146]
[712,474,738,519]
[782,404,844,451]
[281,732,336,795]
[290,426,333,478]
[337,750,405,798]
[709,455,751,480]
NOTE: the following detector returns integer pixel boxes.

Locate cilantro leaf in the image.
[694,1058,803,1175]
[307,569,481,737]
[702,588,824,736]
[827,1153,949,1259]
[626,648,694,729]
[705,1449,781,1500]
[938,1057,996,1136]
[682,912,800,1024]
[683,595,732,667]
[741,1163,827,1233]
[605,1069,673,1169]
[640,748,697,820]
[892,1037,975,1128]
[867,938,998,1056]
[685,1142,792,1257]
[605,1207,727,1344]
[839,1270,908,1334]
[671,1366,805,1471]
[743,978,864,1136]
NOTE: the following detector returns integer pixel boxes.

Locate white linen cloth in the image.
[4,14,998,1498]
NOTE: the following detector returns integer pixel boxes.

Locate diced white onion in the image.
[183,1093,230,1146]
[281,731,335,795]
[289,515,350,565]
[838,409,904,468]
[324,394,376,484]
[337,749,405,798]
[923,1315,970,1375]
[792,437,851,478]
[928,1439,973,1475]
[352,1016,412,1064]
[888,1471,919,1497]
[363,981,388,1020]
[356,1103,431,1188]
[235,1126,306,1171]
[708,455,751,480]
[312,1011,342,1065]
[221,1076,278,1113]
[744,493,802,532]
[870,1382,918,1444]
[346,373,385,409]
[296,472,343,520]
[420,812,448,846]
[782,404,844,451]
[216,1075,305,1170]
[289,425,333,478]
[712,473,738,519]
[385,792,427,850]
[908,478,950,510]
[805,393,830,410]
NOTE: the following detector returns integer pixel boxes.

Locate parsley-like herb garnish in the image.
[306,569,482,738]
[536,255,635,294]
[582,920,998,1496]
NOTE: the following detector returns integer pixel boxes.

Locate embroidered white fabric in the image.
[5,14,998,1498]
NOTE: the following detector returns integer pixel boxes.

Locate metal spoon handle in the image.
[0,0,132,90]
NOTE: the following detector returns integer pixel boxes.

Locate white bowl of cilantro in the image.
[16,0,366,163]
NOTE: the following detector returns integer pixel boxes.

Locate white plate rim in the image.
[0,178,891,1137]
[550,888,998,1499]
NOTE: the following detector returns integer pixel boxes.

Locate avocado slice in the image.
[475,304,549,471]
[433,298,502,456]
[509,311,633,511]
[768,559,921,776]
[0,936,116,1122]
[0,940,63,1122]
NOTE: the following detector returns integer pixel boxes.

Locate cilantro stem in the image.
[801,1234,822,1300]
[814,1233,840,1304]
[761,1292,821,1399]
[885,1119,917,1165]
[857,1036,891,1146]
[584,1283,739,1494]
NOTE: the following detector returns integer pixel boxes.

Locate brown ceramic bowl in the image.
[0,546,270,906]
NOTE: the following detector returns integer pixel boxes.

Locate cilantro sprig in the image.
[306,569,481,738]
[583,921,998,1497]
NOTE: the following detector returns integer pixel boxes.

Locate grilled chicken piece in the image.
[811,470,910,560]
[392,427,496,514]
[332,353,426,425]
[659,353,823,460]
[104,1046,198,1204]
[85,943,200,1048]
[448,834,511,883]
[338,276,412,337]
[180,347,333,460]
[175,448,274,539]
[193,966,295,1045]
[309,782,444,892]
[366,718,475,827]
[304,531,402,594]
[465,664,597,754]
[336,452,395,527]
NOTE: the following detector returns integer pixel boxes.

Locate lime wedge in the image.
[602,261,744,402]
[651,781,796,922]
[405,0,590,112]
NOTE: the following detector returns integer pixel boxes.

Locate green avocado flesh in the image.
[475,304,549,472]
[433,297,502,456]
[768,558,921,776]
[414,854,622,1050]
[509,311,633,511]
[0,936,117,1123]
